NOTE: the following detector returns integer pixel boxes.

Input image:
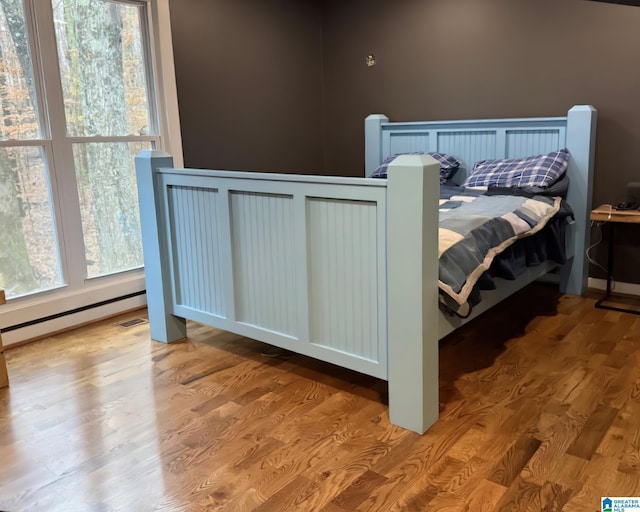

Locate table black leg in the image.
[595,222,640,315]
[605,222,614,299]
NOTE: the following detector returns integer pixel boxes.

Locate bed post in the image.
[135,150,187,343]
[561,105,597,296]
[387,155,440,434]
[365,114,389,177]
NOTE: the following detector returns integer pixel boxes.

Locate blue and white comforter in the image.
[438,187,562,308]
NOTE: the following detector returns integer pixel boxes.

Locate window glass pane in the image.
[0,0,41,140]
[53,0,152,137]
[73,141,152,278]
[0,146,62,297]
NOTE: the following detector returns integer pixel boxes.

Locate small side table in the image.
[590,205,640,315]
[0,289,8,387]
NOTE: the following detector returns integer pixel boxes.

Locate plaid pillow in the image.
[371,152,460,184]
[463,148,570,189]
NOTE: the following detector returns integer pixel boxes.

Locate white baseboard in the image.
[1,272,148,347]
[1,294,147,347]
[588,277,640,296]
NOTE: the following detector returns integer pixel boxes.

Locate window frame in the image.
[0,0,182,345]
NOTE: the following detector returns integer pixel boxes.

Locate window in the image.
[0,0,181,342]
[0,0,60,296]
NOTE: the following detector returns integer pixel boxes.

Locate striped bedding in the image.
[438,187,562,310]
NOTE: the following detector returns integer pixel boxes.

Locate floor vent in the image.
[116,318,147,328]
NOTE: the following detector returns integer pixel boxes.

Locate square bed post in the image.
[135,150,187,343]
[387,154,441,434]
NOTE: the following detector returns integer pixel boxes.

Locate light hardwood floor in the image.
[1,283,640,511]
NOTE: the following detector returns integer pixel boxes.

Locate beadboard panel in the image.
[387,133,432,156]
[306,197,380,362]
[167,185,226,317]
[154,170,388,378]
[505,128,565,159]
[229,191,298,337]
[436,130,497,172]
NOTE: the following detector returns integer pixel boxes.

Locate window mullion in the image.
[147,0,183,166]
[22,0,49,140]
[31,0,87,289]
[138,4,159,137]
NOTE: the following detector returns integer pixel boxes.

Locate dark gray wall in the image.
[169,0,324,173]
[321,0,640,188]
[169,0,640,283]
[320,0,640,283]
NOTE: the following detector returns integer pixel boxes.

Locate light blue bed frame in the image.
[136,105,596,434]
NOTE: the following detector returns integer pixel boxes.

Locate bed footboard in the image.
[136,153,397,379]
[136,152,442,433]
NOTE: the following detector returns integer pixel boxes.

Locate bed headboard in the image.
[365,105,598,296]
[365,106,595,182]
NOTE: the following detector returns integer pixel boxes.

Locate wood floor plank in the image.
[330,469,388,510]
[466,479,507,512]
[442,456,494,499]
[380,456,465,512]
[566,403,620,460]
[525,419,586,486]
[2,283,640,511]
[486,436,542,487]
[492,476,543,511]
[617,401,640,473]
[417,491,469,511]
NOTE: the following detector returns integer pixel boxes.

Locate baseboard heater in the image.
[0,290,146,334]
